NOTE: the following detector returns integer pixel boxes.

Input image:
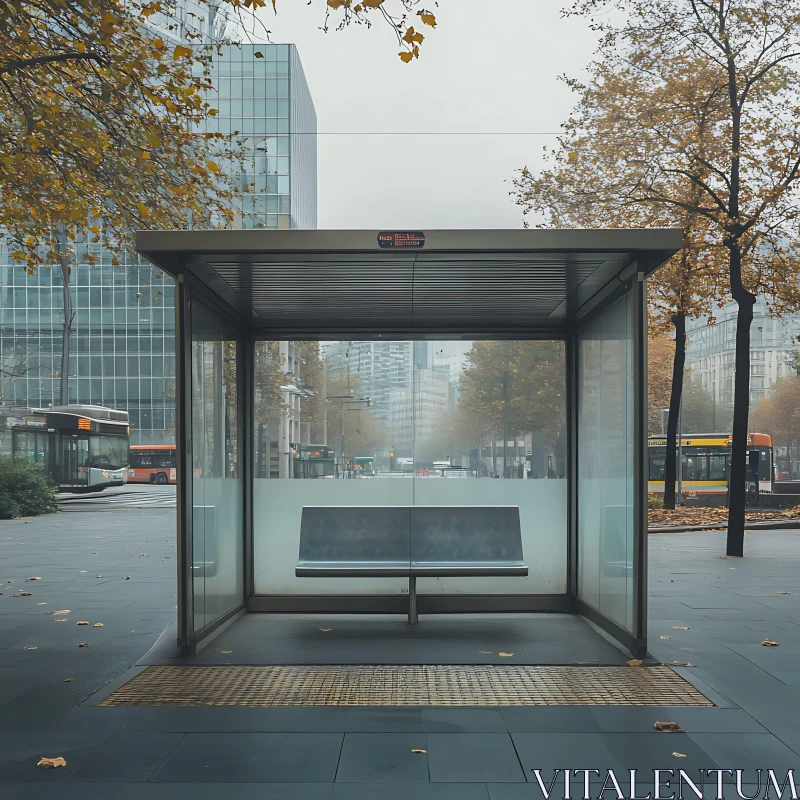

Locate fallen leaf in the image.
[718,556,728,559]
[79,570,87,573]
[94,575,102,578]
[77,621,89,626]
[762,639,780,647]
[627,659,643,667]
[411,749,427,754]
[667,661,694,667]
[672,626,689,631]
[46,609,70,615]
[12,591,32,597]
[124,576,131,580]
[63,678,73,683]
[660,635,671,640]
[673,752,687,758]
[654,721,683,732]
[479,651,493,654]
[78,643,89,647]
[53,619,68,623]
[23,646,38,651]
[137,554,149,558]
[777,591,792,595]
[37,757,66,769]
[498,652,514,657]
[37,602,46,606]
[319,628,332,632]
[93,623,104,628]
[729,568,737,570]
[26,577,42,581]
[220,650,232,654]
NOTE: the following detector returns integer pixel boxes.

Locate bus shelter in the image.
[136,228,681,660]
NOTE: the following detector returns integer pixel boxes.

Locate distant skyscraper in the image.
[0,35,317,443]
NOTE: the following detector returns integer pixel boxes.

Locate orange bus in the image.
[128,444,176,485]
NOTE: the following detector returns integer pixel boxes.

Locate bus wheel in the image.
[155,473,168,485]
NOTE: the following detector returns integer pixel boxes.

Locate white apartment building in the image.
[685,296,800,405]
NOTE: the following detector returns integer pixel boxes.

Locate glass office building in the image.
[0,43,317,443]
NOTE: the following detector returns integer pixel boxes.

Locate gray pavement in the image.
[1,509,799,798]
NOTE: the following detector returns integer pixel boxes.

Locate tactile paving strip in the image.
[98,665,713,707]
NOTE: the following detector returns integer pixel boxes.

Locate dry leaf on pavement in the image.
[673,752,687,758]
[37,757,67,769]
[124,576,131,580]
[11,591,32,597]
[93,623,103,627]
[654,721,683,732]
[660,635,671,640]
[63,678,73,683]
[46,609,70,614]
[672,627,689,631]
[498,652,514,657]
[219,650,232,654]
[411,749,427,754]
[26,577,42,581]
[627,659,643,667]
[23,646,38,651]
[762,639,780,647]
[78,643,89,647]
[777,592,792,595]
[319,628,332,632]
[77,621,89,626]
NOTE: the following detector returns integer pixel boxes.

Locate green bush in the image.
[647,494,665,510]
[0,456,58,519]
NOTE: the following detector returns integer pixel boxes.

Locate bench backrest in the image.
[298,505,522,565]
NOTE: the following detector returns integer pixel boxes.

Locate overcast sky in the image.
[253,1,601,229]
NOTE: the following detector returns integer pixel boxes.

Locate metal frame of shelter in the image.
[137,228,682,659]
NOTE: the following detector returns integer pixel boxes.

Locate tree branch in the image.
[0,51,106,76]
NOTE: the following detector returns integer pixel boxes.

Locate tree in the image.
[296,0,439,63]
[457,341,566,477]
[539,0,800,552]
[750,374,800,453]
[513,54,728,508]
[649,335,729,435]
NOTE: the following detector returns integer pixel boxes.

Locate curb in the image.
[649,519,800,534]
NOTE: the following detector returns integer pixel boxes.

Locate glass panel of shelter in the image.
[190,299,243,633]
[252,338,568,600]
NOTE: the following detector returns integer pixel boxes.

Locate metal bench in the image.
[296,505,528,623]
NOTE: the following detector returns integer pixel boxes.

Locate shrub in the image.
[647,494,664,510]
[0,456,58,519]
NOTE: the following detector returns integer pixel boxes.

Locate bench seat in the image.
[295,505,527,622]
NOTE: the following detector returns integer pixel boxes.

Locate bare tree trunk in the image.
[57,232,72,406]
[663,312,686,510]
[727,244,756,557]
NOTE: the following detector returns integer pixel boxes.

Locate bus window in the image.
[709,453,727,480]
[649,448,666,480]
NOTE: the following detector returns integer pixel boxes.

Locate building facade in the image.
[0,42,316,444]
[685,296,800,407]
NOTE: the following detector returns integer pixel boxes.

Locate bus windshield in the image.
[88,435,128,470]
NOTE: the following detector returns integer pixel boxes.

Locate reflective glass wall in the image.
[190,300,243,631]
[577,294,635,633]
[253,339,567,598]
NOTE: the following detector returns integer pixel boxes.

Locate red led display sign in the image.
[377,232,425,249]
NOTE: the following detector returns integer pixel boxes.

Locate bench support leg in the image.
[408,576,418,624]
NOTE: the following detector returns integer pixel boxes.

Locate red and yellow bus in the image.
[127,444,176,485]
[648,432,773,495]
